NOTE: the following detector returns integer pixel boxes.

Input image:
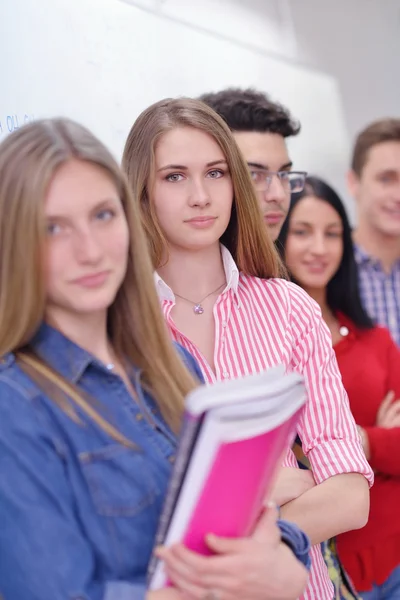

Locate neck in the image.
[303,287,333,323]
[45,308,113,365]
[354,220,400,272]
[158,244,226,301]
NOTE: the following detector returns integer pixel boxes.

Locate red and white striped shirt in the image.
[156,245,374,600]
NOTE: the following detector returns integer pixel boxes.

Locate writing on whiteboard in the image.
[0,113,35,137]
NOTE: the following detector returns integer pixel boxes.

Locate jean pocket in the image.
[79,444,158,517]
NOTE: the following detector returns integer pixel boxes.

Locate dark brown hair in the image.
[199,88,300,137]
[351,118,400,176]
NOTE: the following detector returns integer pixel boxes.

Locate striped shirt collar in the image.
[354,242,400,271]
[353,243,373,266]
[154,244,240,302]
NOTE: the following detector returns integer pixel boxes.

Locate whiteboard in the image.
[0,0,353,215]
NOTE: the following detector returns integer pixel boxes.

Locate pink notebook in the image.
[148,365,306,590]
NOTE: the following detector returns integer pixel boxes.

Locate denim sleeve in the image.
[104,582,145,600]
[0,382,145,600]
[278,519,311,570]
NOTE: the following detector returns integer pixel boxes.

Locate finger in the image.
[165,544,216,576]
[384,400,400,421]
[380,405,400,428]
[378,391,395,419]
[167,562,235,599]
[165,566,206,600]
[205,532,250,555]
[169,543,251,579]
[158,547,201,583]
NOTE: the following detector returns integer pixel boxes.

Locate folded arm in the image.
[283,288,373,545]
[279,472,368,545]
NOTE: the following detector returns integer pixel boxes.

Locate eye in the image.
[378,172,398,184]
[96,208,115,221]
[46,222,63,236]
[207,169,224,179]
[291,229,307,236]
[166,173,184,182]
[327,231,342,238]
[250,171,263,183]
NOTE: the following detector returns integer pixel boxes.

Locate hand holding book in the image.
[156,503,309,600]
[149,365,308,599]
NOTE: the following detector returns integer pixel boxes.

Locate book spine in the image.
[147,410,203,583]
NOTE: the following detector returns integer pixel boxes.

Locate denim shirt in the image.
[0,323,310,600]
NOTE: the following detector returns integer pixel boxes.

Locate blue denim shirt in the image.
[0,323,310,600]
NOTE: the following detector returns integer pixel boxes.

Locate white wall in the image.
[1,0,399,219]
[290,0,400,139]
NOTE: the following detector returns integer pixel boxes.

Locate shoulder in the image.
[173,343,205,383]
[0,353,40,402]
[0,356,48,438]
[356,323,398,349]
[240,275,322,324]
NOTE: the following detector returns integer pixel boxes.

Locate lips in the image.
[383,207,400,218]
[303,262,328,274]
[185,216,216,223]
[264,212,284,224]
[185,216,217,228]
[72,271,110,287]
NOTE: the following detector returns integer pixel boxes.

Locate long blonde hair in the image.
[122,97,285,278]
[0,118,197,438]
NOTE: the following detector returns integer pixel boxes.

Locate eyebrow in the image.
[46,198,118,219]
[247,161,293,171]
[292,221,311,227]
[378,169,399,177]
[292,220,342,228]
[157,159,227,172]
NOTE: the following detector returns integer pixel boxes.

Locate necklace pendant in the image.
[193,303,204,315]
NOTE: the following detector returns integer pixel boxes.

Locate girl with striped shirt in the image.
[123,97,374,600]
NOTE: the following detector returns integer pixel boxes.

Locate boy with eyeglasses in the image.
[199,87,306,241]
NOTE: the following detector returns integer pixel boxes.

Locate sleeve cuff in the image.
[278,519,311,570]
[104,582,146,600]
[307,439,374,487]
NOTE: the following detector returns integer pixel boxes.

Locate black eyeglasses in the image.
[249,169,308,194]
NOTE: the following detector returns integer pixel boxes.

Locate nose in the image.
[188,178,211,208]
[263,174,288,205]
[311,232,328,255]
[73,227,103,264]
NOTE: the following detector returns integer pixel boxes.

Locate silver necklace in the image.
[174,282,226,315]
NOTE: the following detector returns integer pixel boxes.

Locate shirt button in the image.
[222,321,227,328]
[136,413,144,421]
[168,455,175,464]
[223,371,230,379]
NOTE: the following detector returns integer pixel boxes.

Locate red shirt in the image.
[335,314,400,591]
